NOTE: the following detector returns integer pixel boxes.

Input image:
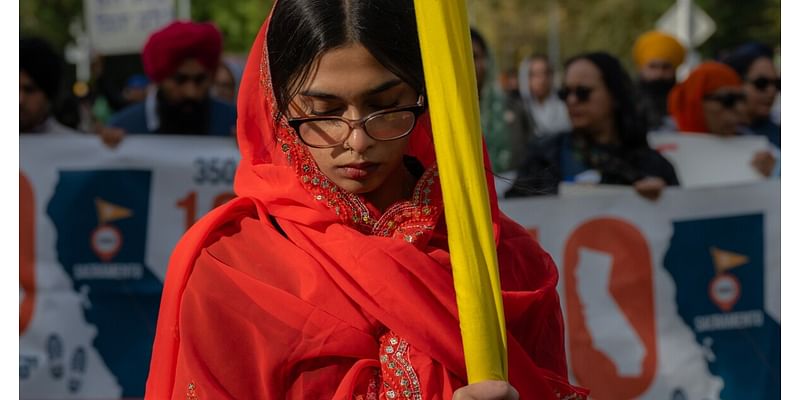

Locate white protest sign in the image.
[649,133,771,188]
[83,0,175,55]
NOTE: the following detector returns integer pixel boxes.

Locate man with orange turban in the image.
[103,21,236,146]
[633,30,686,132]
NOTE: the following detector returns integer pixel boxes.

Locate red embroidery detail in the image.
[353,369,380,400]
[186,382,198,400]
[378,331,422,400]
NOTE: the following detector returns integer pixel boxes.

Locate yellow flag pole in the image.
[413,0,508,383]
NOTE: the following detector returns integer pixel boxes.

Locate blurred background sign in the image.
[83,0,176,55]
[656,0,716,48]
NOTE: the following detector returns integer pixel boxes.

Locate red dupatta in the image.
[145,5,587,399]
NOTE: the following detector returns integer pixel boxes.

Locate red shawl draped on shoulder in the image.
[145,7,587,400]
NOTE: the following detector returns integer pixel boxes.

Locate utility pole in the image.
[177,0,191,20]
[547,0,562,84]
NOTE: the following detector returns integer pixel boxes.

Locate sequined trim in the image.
[353,370,380,400]
[372,167,442,246]
[186,382,198,400]
[379,332,422,400]
[278,131,380,232]
[555,392,588,400]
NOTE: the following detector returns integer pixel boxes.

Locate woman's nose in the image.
[345,125,374,153]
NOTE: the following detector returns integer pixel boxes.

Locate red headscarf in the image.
[668,61,742,133]
[142,21,223,82]
[145,4,587,399]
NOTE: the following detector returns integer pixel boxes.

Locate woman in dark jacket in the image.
[506,52,678,200]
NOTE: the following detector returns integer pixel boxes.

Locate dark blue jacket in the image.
[109,98,236,136]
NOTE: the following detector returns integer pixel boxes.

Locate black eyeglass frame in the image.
[287,95,426,149]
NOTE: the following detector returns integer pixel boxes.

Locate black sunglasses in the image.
[557,86,593,102]
[703,92,746,109]
[170,72,209,86]
[747,77,780,92]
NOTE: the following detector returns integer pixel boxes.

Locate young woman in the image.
[507,52,679,200]
[145,1,587,399]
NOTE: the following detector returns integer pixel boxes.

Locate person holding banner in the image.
[145,0,586,399]
[668,61,777,177]
[507,52,679,200]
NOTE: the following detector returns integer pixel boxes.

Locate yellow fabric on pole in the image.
[414,0,508,383]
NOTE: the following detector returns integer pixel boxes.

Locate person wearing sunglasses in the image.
[507,52,679,201]
[723,42,780,148]
[632,31,686,132]
[669,61,776,177]
[101,22,237,147]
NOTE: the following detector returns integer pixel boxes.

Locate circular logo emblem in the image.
[709,273,741,312]
[91,225,122,262]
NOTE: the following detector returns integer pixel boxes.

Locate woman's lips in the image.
[340,162,378,179]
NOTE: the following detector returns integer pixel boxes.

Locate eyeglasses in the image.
[287,95,426,148]
[170,72,209,86]
[747,77,780,92]
[703,92,746,109]
[557,86,593,102]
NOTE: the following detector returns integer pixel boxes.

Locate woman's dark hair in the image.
[267,0,425,117]
[721,42,774,78]
[564,51,648,149]
[469,28,488,55]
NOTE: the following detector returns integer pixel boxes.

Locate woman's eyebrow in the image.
[300,79,404,99]
[365,79,403,96]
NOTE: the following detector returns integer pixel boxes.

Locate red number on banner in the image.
[176,191,198,231]
[562,218,657,399]
[212,192,236,208]
[177,191,236,231]
[20,172,36,335]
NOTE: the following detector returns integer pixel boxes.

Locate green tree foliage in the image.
[20,0,779,67]
[20,0,273,55]
[468,0,780,72]
[192,0,273,53]
[20,0,83,50]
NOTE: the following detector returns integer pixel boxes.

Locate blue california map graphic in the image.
[663,214,780,400]
[47,170,162,397]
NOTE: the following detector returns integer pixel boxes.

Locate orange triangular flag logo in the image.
[710,246,749,274]
[95,198,133,225]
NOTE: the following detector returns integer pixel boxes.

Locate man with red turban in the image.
[104,21,236,144]
[668,61,743,136]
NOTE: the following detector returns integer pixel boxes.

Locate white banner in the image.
[20,135,239,398]
[501,181,780,400]
[84,0,174,55]
[20,135,780,399]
